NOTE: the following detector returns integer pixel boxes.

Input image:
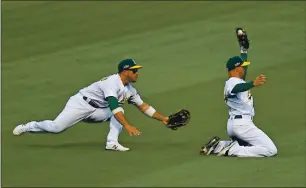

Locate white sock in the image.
[106,116,123,144]
[214,140,232,153]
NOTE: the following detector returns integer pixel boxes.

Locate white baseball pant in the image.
[23,93,123,144]
[214,115,277,157]
[225,115,277,157]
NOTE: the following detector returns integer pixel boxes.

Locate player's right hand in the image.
[125,125,141,136]
[253,74,267,86]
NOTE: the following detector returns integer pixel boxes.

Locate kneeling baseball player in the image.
[13,59,190,151]
[200,28,277,157]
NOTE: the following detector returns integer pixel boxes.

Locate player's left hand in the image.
[235,27,250,50]
[166,109,191,130]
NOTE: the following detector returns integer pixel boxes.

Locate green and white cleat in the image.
[200,136,220,155]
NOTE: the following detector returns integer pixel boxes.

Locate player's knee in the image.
[266,145,277,157]
[50,122,66,133]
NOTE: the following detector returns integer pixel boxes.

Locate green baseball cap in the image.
[226,56,250,71]
[118,59,143,73]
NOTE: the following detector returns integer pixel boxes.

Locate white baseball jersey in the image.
[224,77,254,117]
[78,73,143,108]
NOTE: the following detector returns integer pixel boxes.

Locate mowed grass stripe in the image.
[2,1,250,63]
[3,1,304,65]
[2,2,303,63]
[112,148,305,187]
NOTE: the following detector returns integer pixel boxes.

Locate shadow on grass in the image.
[26,141,103,149]
[25,140,193,151]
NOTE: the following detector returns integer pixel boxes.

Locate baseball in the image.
[237,30,243,35]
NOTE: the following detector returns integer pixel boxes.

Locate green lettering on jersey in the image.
[247,90,252,100]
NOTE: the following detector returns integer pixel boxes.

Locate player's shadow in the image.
[26,140,192,150]
[26,141,104,150]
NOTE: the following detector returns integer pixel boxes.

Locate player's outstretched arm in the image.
[137,103,168,125]
[236,28,250,80]
[107,96,141,136]
[231,74,267,93]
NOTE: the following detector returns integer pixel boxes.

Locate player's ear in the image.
[122,70,128,76]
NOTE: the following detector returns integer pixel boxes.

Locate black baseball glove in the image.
[166,109,190,130]
[235,27,250,50]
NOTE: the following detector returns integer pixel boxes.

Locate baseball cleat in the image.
[200,136,220,155]
[105,142,130,151]
[13,124,28,136]
[235,27,250,50]
[217,141,237,156]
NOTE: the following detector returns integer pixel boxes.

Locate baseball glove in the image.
[166,109,190,130]
[235,27,250,50]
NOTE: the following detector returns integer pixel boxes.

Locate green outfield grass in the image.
[2,1,305,187]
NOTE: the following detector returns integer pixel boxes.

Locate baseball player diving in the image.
[200,28,277,157]
[13,59,190,151]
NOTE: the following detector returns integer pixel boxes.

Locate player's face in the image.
[236,67,245,78]
[128,69,139,83]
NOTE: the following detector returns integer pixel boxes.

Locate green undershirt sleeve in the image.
[241,53,248,80]
[106,96,120,111]
[231,81,254,94]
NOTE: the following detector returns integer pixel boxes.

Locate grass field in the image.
[2,1,305,187]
